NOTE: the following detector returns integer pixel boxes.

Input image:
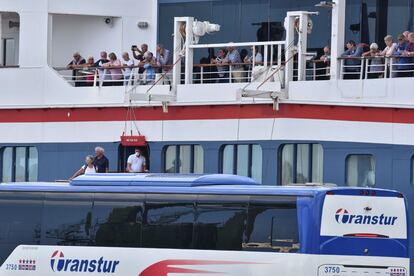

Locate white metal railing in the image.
[54,65,166,87]
[188,41,285,85]
[339,56,414,79]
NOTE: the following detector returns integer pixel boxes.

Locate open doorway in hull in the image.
[118,144,150,172]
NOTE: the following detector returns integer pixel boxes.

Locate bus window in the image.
[0,192,43,264]
[142,201,195,249]
[194,196,248,251]
[244,197,299,253]
[92,193,144,247]
[41,193,93,246]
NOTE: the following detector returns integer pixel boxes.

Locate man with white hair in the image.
[362,42,383,78]
[67,52,86,86]
[93,146,109,173]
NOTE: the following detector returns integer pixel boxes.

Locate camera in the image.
[104,17,113,25]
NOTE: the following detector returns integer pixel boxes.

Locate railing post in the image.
[93,69,97,87]
[360,59,364,80]
[339,59,343,79]
[390,58,394,78]
[229,65,232,83]
[364,58,369,79]
[200,66,204,84]
[264,45,268,67]
[384,57,388,78]
[313,62,316,81]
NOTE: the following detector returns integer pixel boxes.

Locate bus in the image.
[0,173,409,276]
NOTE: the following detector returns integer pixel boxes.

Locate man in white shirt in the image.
[127,148,148,173]
[122,52,134,85]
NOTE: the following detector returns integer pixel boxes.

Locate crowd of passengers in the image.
[318,31,414,79]
[67,43,263,86]
[67,31,414,86]
[67,43,170,86]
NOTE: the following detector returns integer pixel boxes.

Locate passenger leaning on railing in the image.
[224,45,243,83]
[67,52,86,87]
[211,48,229,83]
[102,52,123,86]
[394,34,412,77]
[121,52,134,85]
[139,51,157,84]
[94,51,110,84]
[362,43,384,79]
[83,57,96,86]
[341,40,364,79]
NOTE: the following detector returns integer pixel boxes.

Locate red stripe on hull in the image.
[0,104,411,124]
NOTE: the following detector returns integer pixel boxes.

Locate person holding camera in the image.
[131,44,149,74]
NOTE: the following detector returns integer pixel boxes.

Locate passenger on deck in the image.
[94,146,109,173]
[139,51,157,84]
[394,34,411,77]
[103,52,123,86]
[84,56,96,86]
[224,45,243,83]
[380,35,397,57]
[362,43,384,78]
[403,31,410,42]
[211,48,229,83]
[155,43,170,70]
[94,51,110,84]
[319,46,331,64]
[67,52,86,87]
[121,52,134,85]
[132,43,149,74]
[126,148,148,173]
[317,46,331,80]
[244,46,263,64]
[341,40,364,79]
[69,155,97,180]
[401,32,414,76]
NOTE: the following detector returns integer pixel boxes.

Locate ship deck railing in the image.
[338,55,414,80]
[53,55,414,87]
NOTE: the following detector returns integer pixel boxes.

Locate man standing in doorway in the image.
[126,148,148,173]
[94,146,109,173]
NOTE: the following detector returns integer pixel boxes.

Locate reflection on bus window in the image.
[244,198,299,253]
[164,145,204,174]
[280,144,323,185]
[220,144,262,183]
[346,154,375,187]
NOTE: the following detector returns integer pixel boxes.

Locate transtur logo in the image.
[335,208,349,224]
[50,250,119,273]
[334,208,398,226]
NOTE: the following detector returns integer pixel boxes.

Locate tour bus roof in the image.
[0,174,403,198]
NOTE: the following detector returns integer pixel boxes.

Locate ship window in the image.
[1,147,38,182]
[220,144,262,183]
[346,154,375,187]
[163,145,204,174]
[0,12,20,66]
[279,144,323,185]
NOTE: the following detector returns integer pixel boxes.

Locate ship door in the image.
[118,145,150,172]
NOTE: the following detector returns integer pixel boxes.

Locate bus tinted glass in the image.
[41,193,93,246]
[194,196,248,251]
[0,192,42,263]
[244,197,299,252]
[92,194,144,247]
